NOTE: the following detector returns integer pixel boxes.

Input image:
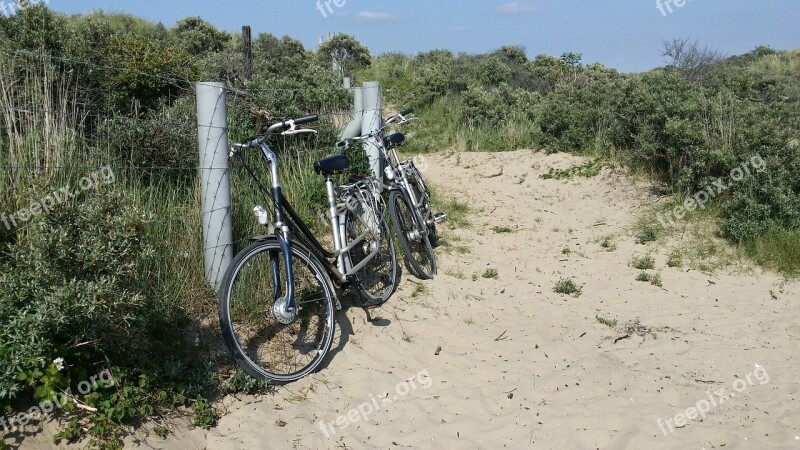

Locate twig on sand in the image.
[495,330,509,341]
[613,334,631,344]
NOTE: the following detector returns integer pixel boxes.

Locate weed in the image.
[482,268,499,279]
[540,160,605,180]
[554,278,583,297]
[599,235,617,251]
[492,226,514,233]
[153,426,169,439]
[561,247,572,255]
[632,255,656,270]
[596,315,617,329]
[192,398,217,430]
[636,272,663,287]
[667,249,683,268]
[636,226,658,244]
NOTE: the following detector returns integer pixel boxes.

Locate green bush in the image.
[0,191,154,401]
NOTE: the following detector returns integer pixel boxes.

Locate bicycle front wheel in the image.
[389,188,437,280]
[218,238,337,383]
[405,163,441,248]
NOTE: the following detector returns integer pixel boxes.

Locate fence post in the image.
[242,26,252,80]
[196,82,233,290]
[361,81,383,184]
[338,86,364,141]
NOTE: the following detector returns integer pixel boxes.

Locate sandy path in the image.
[15,150,800,449]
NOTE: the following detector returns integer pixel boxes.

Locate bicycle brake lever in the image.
[282,128,318,136]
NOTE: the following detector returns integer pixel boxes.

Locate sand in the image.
[9,150,800,449]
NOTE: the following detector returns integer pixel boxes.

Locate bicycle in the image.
[218,115,400,383]
[338,108,446,280]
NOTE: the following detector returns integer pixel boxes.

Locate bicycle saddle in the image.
[314,154,350,175]
[383,133,405,147]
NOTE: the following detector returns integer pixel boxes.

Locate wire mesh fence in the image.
[0,46,380,298]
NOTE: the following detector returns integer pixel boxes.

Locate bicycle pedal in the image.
[434,212,448,224]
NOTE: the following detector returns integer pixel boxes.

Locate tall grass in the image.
[0,51,87,210]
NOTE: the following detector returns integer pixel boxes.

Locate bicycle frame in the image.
[243,141,385,312]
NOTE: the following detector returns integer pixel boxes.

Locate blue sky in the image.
[44,0,800,73]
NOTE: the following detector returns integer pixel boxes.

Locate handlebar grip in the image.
[294,114,319,125]
[399,108,414,116]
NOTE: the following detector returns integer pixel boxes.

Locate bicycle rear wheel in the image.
[389,188,436,280]
[342,183,400,307]
[218,238,336,383]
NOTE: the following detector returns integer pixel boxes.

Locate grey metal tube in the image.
[196,82,233,290]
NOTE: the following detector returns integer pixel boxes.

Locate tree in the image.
[172,17,230,56]
[662,38,723,84]
[317,33,371,78]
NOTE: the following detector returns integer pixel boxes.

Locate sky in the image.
[38,0,800,73]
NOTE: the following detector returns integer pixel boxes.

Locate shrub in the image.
[0,191,155,401]
[632,255,656,270]
[554,278,583,297]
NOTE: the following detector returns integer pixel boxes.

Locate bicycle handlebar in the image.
[385,108,415,126]
[237,114,320,148]
[336,107,417,150]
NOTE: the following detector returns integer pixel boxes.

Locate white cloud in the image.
[353,11,393,22]
[497,2,541,14]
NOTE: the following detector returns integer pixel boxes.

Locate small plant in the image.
[636,226,658,244]
[222,369,273,395]
[667,249,683,268]
[482,268,499,279]
[471,273,478,281]
[411,284,427,298]
[540,160,605,180]
[650,273,663,287]
[463,317,474,325]
[636,272,663,287]
[561,247,572,255]
[600,236,617,251]
[193,398,217,430]
[492,226,514,233]
[153,426,169,439]
[632,255,656,270]
[554,278,583,297]
[596,315,617,329]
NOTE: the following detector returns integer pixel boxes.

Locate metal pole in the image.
[338,86,363,141]
[361,81,383,183]
[196,82,233,290]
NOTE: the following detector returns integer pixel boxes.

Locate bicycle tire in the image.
[219,237,337,383]
[405,164,441,248]
[344,206,400,307]
[389,188,437,280]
